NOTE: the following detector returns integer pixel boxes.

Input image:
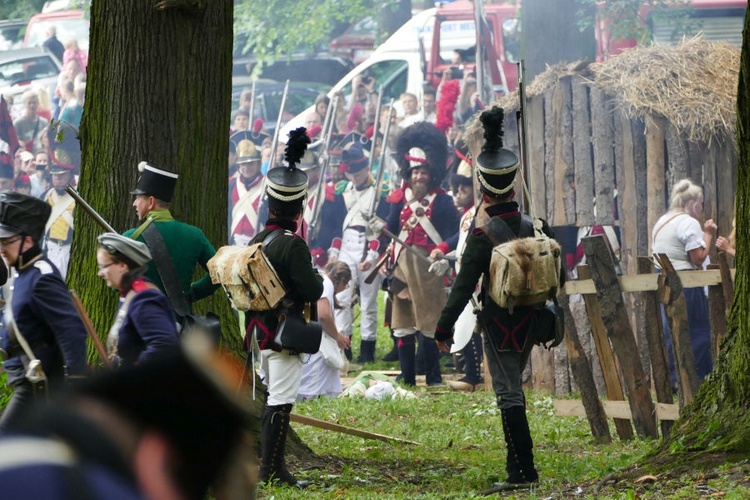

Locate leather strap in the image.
[141,224,190,318]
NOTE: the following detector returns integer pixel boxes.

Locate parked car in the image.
[233,52,353,87]
[329,16,377,64]
[0,47,62,116]
[23,9,89,51]
[0,20,26,51]
[231,77,327,136]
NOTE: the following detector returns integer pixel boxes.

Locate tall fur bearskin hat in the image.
[395,121,448,188]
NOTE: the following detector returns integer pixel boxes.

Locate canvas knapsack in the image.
[483,216,562,313]
[207,229,287,312]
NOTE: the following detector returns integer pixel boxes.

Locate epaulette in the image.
[325,183,336,202]
[380,181,390,198]
[33,260,54,275]
[334,180,348,196]
[131,278,149,293]
[386,188,405,204]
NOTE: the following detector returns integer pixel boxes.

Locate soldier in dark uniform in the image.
[246,128,323,488]
[123,162,219,321]
[0,191,87,430]
[434,108,559,491]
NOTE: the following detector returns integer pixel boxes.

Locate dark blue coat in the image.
[115,281,179,367]
[1,257,87,386]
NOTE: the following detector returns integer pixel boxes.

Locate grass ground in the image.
[259,295,750,498]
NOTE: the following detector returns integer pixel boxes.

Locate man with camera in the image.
[0,191,87,430]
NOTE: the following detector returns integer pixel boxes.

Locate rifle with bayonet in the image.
[65,186,116,232]
[358,89,384,263]
[260,79,290,203]
[307,96,339,243]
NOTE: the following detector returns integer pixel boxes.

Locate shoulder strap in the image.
[481,216,517,247]
[141,224,190,318]
[652,212,688,245]
[262,228,285,247]
[519,216,535,238]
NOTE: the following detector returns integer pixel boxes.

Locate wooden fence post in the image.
[637,257,673,437]
[707,263,727,363]
[577,265,633,440]
[558,290,612,444]
[582,235,658,439]
[653,253,700,408]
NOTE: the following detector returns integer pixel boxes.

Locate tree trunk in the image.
[72,0,314,460]
[652,8,750,458]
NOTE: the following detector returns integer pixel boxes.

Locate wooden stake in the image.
[290,413,422,446]
[70,290,112,368]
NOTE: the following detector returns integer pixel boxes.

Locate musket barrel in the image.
[65,186,116,233]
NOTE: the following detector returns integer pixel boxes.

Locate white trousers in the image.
[46,241,71,280]
[334,229,383,342]
[260,349,303,406]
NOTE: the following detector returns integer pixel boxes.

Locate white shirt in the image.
[652,211,706,271]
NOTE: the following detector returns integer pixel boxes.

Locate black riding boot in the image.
[260,404,309,488]
[381,330,399,362]
[493,406,539,490]
[419,332,443,386]
[448,332,484,391]
[397,334,416,386]
[357,340,376,363]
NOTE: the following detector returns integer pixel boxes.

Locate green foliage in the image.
[233,0,370,72]
[0,0,44,20]
[575,0,692,45]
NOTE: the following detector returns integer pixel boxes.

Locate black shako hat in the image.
[130,161,179,202]
[341,142,369,174]
[266,127,310,215]
[72,334,250,500]
[476,106,519,197]
[0,190,52,241]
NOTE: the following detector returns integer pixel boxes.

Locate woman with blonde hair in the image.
[652,178,717,380]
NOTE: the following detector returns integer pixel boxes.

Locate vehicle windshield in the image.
[339,59,409,103]
[26,18,89,51]
[0,57,59,86]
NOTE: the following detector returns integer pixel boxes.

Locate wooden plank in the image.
[614,113,635,274]
[665,124,688,193]
[645,117,667,255]
[552,83,567,226]
[558,290,612,444]
[582,235,658,439]
[637,257,673,437]
[632,118,649,258]
[653,254,699,408]
[578,265,634,440]
[530,345,555,394]
[718,252,734,313]
[553,399,680,422]
[572,76,594,226]
[560,77,576,224]
[563,268,734,295]
[527,95,547,220]
[544,88,556,222]
[707,263,727,363]
[290,413,422,445]
[590,88,615,225]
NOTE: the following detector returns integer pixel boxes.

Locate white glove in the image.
[365,249,379,266]
[327,247,340,262]
[366,216,387,240]
[428,259,450,277]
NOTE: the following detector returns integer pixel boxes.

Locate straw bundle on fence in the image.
[590,36,739,143]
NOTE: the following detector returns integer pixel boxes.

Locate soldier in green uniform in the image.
[124,161,219,320]
[246,128,323,489]
[434,108,559,491]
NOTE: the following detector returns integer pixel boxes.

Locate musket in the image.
[260,79,290,201]
[307,97,339,242]
[365,98,394,221]
[65,186,116,233]
[515,60,534,219]
[358,90,384,263]
[247,80,256,127]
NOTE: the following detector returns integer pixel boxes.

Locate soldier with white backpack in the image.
[435,107,563,491]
